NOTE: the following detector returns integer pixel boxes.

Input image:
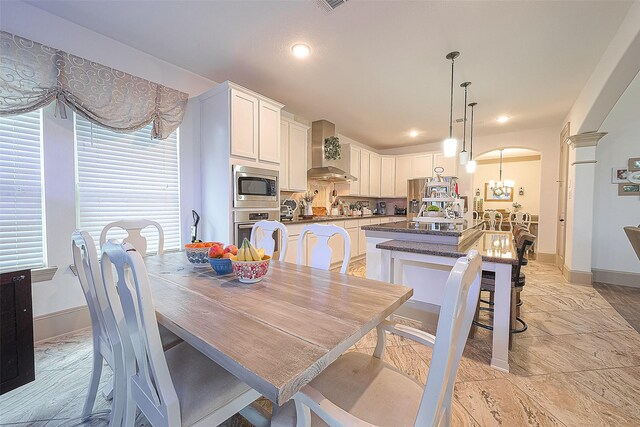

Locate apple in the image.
[222,252,234,259]
[208,245,224,258]
[224,244,238,255]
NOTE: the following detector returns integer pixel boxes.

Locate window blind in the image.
[75,115,181,254]
[0,110,45,272]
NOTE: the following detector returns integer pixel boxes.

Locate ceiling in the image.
[26,0,633,149]
[475,148,540,161]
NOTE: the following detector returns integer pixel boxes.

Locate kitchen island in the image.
[363,220,517,372]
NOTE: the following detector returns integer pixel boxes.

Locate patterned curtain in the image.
[0,31,188,139]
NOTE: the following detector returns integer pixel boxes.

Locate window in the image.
[75,115,181,253]
[0,110,46,272]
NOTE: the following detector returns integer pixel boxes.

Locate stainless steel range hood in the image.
[307,120,357,182]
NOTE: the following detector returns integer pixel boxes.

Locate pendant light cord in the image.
[449,58,455,138]
[461,85,468,151]
[469,104,474,159]
[499,149,503,182]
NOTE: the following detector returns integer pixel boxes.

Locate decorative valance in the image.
[0,31,188,139]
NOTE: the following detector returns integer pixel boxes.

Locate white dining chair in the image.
[100,219,164,256]
[272,250,482,427]
[298,223,351,274]
[100,241,263,427]
[509,212,531,232]
[483,210,503,231]
[72,231,182,425]
[250,220,288,261]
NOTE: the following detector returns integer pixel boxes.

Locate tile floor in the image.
[1,260,639,426]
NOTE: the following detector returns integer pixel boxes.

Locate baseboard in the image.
[592,268,640,288]
[536,252,556,264]
[562,264,593,285]
[33,305,91,343]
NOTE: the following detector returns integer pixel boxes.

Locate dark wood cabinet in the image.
[1,269,35,395]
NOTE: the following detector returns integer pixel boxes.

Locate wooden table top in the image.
[145,252,413,405]
[377,231,519,265]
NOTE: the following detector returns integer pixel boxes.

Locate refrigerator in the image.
[407,178,428,221]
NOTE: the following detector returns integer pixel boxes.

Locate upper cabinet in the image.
[411,153,433,179]
[369,153,381,197]
[230,88,259,160]
[433,153,457,177]
[360,150,370,197]
[380,156,396,197]
[395,156,412,198]
[280,119,309,192]
[349,146,361,196]
[258,100,281,164]
[201,82,284,166]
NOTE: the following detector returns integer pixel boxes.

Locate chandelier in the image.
[489,149,515,197]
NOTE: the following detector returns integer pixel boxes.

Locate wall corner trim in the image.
[592,268,640,288]
[33,305,91,343]
[562,264,593,285]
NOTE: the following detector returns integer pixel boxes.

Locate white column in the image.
[563,132,607,284]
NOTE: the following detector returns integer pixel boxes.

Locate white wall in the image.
[592,71,640,275]
[381,126,560,256]
[472,159,542,214]
[1,1,217,318]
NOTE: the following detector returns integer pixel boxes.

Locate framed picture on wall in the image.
[618,183,640,196]
[484,183,514,202]
[612,167,629,183]
[628,157,640,172]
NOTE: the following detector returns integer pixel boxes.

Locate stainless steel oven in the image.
[233,165,279,209]
[234,210,281,259]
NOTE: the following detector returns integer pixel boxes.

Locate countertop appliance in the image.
[394,205,406,215]
[407,178,428,220]
[233,165,279,209]
[376,201,386,215]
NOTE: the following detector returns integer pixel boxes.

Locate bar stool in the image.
[471,231,536,348]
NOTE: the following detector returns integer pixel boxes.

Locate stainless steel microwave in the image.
[233,165,279,209]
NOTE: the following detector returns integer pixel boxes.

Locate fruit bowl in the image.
[209,257,233,275]
[231,256,271,283]
[184,245,210,266]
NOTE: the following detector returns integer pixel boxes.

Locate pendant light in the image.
[466,102,477,173]
[459,81,471,165]
[489,149,514,195]
[443,51,460,157]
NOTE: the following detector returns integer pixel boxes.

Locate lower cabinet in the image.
[284,234,300,265]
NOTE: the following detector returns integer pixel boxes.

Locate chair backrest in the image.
[101,241,180,426]
[624,226,640,261]
[415,250,482,427]
[298,223,351,274]
[72,230,111,353]
[513,231,536,280]
[250,220,288,262]
[510,212,531,230]
[100,219,165,256]
[472,211,479,220]
[483,210,502,231]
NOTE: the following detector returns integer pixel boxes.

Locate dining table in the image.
[144,252,413,407]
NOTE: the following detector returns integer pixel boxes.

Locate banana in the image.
[257,248,265,260]
[248,241,260,261]
[237,243,246,261]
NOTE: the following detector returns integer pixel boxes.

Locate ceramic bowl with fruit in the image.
[184,242,220,266]
[208,243,238,275]
[230,238,271,283]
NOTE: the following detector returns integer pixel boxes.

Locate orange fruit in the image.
[194,242,205,248]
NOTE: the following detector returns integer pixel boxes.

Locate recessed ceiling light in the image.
[409,130,418,137]
[496,116,510,123]
[291,43,311,58]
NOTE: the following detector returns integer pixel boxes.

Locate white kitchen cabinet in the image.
[434,153,457,176]
[358,219,372,256]
[369,153,381,197]
[349,147,361,196]
[279,121,289,190]
[411,154,433,178]
[258,100,281,164]
[230,88,259,160]
[280,119,308,192]
[288,123,308,191]
[285,234,300,265]
[395,156,412,198]
[347,227,358,259]
[360,150,370,196]
[380,156,396,197]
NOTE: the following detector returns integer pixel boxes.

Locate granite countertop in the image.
[283,214,405,225]
[362,219,485,237]
[376,231,518,265]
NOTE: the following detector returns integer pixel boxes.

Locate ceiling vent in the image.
[316,0,349,12]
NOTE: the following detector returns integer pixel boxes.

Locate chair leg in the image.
[509,287,517,350]
[469,292,481,339]
[82,349,103,418]
[101,379,114,401]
